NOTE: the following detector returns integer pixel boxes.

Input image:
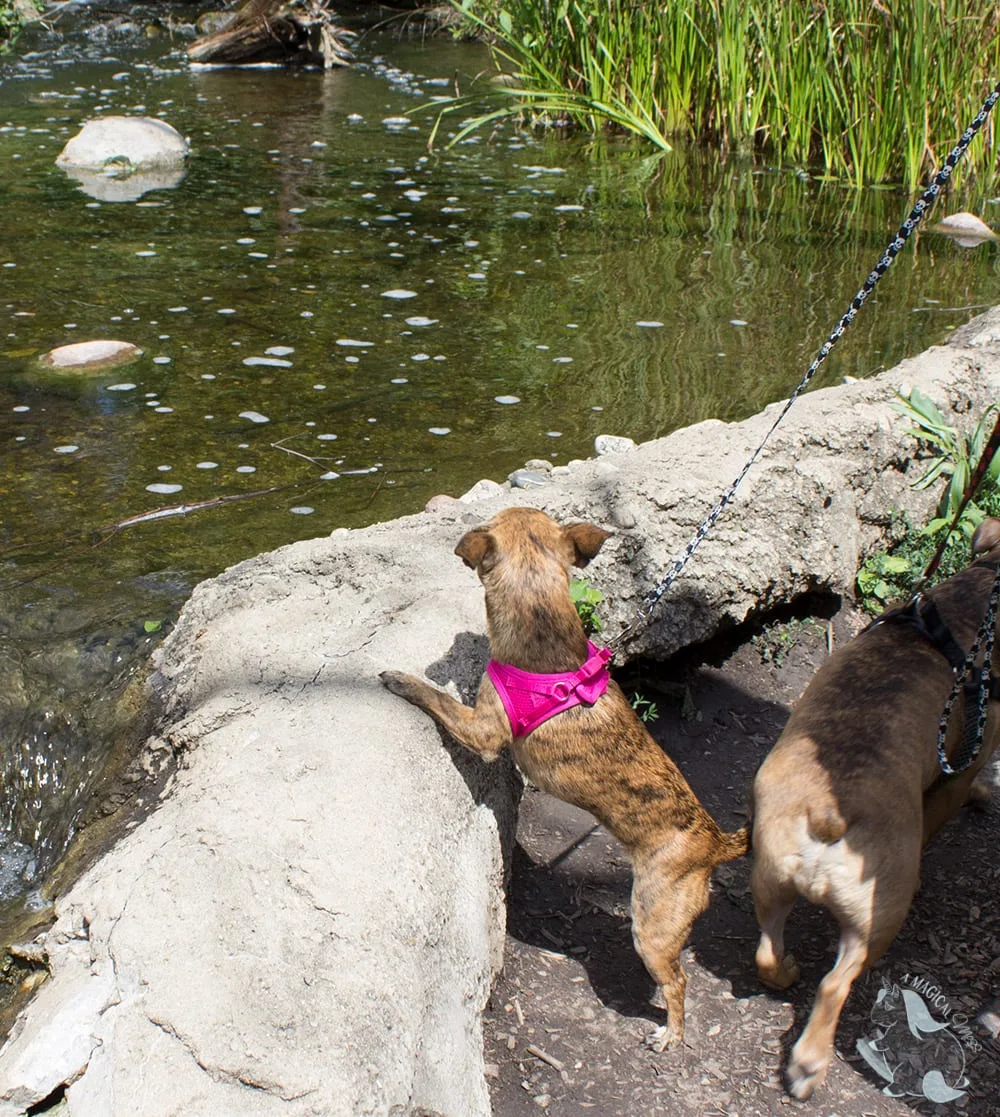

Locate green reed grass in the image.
[447,0,1000,187]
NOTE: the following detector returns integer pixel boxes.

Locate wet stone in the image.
[509,469,551,490]
[40,339,143,373]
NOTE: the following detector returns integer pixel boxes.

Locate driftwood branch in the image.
[188,0,354,68]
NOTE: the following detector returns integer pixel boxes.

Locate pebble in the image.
[460,478,504,503]
[594,434,637,456]
[509,469,550,490]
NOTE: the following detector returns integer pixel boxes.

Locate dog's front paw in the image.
[379,669,422,701]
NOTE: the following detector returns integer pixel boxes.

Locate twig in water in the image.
[364,472,389,509]
[271,436,339,470]
[112,487,281,529]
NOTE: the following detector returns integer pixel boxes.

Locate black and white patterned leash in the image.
[608,80,1000,656]
[937,565,1000,775]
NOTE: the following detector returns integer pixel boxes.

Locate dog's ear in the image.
[972,517,1000,557]
[563,522,611,567]
[455,526,496,571]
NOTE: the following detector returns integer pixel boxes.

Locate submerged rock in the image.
[56,117,189,174]
[40,340,143,373]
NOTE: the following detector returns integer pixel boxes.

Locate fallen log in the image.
[187,0,354,68]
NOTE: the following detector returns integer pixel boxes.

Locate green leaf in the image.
[569,579,603,606]
[881,555,911,574]
[144,619,163,634]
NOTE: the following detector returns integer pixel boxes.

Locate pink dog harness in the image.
[486,642,612,738]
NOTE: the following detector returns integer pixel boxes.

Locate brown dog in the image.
[381,506,747,1049]
[751,517,1000,1100]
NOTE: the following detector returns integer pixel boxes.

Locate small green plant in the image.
[856,548,920,611]
[752,618,821,666]
[855,394,1000,613]
[569,578,604,634]
[630,693,659,723]
[893,388,1000,541]
[0,0,37,49]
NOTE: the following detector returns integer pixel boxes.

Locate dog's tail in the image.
[715,825,750,863]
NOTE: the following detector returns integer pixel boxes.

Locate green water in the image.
[3,7,1000,894]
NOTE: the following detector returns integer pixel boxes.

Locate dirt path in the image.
[482,608,1000,1116]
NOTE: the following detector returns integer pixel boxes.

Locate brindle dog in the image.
[381,506,747,1049]
[751,517,1000,1100]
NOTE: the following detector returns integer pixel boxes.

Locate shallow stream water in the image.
[3,5,1000,900]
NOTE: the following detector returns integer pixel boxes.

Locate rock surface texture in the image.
[3,311,1000,1116]
[39,340,143,372]
[55,116,190,172]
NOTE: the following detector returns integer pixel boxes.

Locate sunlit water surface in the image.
[3,7,1000,898]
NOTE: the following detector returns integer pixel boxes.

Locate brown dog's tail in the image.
[715,826,750,863]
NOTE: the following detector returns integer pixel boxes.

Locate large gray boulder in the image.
[3,309,1000,1115]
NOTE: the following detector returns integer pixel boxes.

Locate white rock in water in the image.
[932,211,997,245]
[56,117,190,173]
[40,340,143,372]
[594,434,637,456]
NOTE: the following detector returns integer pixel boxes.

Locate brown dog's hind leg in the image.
[785,926,868,1100]
[380,670,511,761]
[786,884,911,1102]
[631,860,712,1051]
[752,872,800,990]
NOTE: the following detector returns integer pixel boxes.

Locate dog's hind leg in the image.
[631,858,712,1051]
[785,882,910,1101]
[752,870,800,991]
[785,925,868,1099]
